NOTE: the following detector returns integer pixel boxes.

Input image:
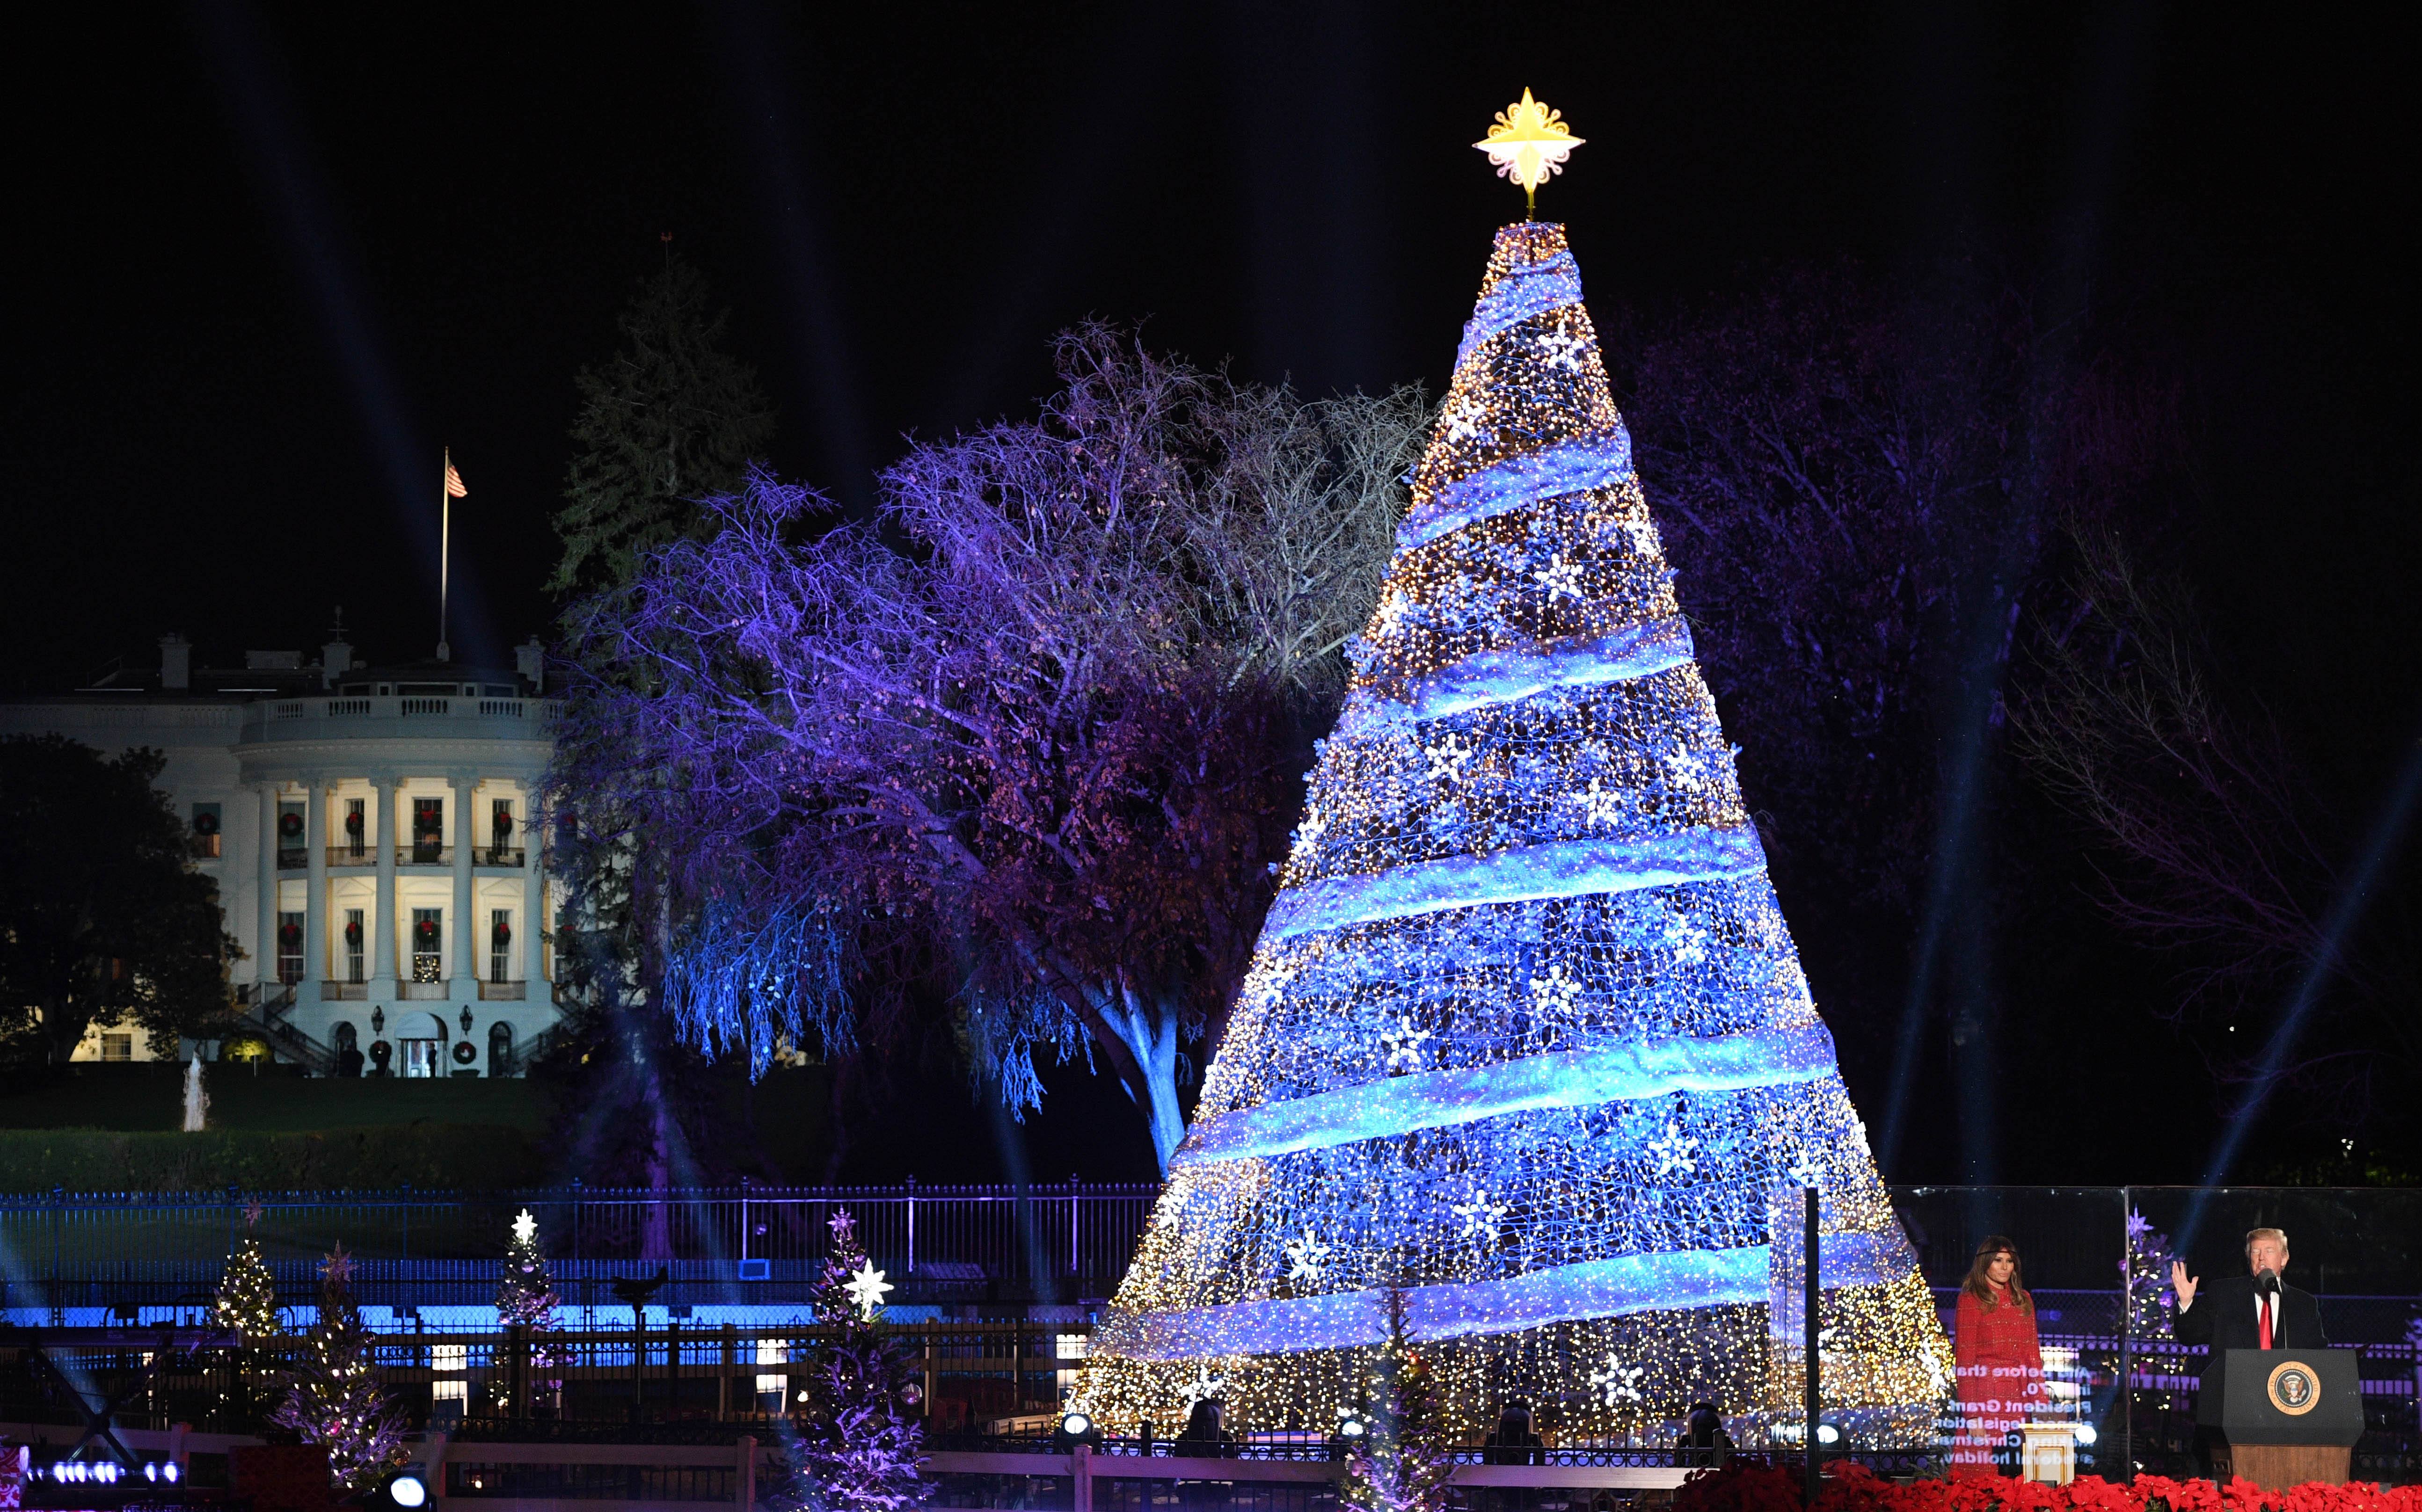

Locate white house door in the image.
[399,1039,442,1078]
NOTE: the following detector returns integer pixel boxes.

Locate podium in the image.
[2202,1348,2364,1490]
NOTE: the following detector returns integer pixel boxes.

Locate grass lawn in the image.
[0,1063,553,1133]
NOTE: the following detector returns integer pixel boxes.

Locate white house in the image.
[0,622,569,1076]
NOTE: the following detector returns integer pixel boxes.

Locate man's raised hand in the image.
[2171,1259,2198,1310]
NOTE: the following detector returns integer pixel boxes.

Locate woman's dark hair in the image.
[1182,1399,1222,1439]
[1960,1235,2031,1309]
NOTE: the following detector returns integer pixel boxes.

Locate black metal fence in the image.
[0,1181,1160,1315]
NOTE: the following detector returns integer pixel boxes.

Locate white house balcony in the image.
[397,844,455,867]
[479,980,527,1001]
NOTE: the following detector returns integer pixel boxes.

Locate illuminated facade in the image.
[1076,224,1949,1443]
[0,626,564,1076]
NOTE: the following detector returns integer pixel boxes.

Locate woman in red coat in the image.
[1950,1235,2043,1478]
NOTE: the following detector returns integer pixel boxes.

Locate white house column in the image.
[372,773,399,983]
[449,771,476,994]
[255,780,279,997]
[519,796,541,990]
[303,772,329,994]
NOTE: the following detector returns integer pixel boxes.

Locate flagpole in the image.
[438,447,452,662]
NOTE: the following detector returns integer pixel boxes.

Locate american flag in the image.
[445,459,468,497]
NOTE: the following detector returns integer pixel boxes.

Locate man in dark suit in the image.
[2171,1227,2328,1473]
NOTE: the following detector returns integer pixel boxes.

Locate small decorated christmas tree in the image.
[793,1209,927,1512]
[497,1207,561,1327]
[1344,1293,1452,1512]
[272,1244,406,1493]
[2123,1209,2177,1343]
[496,1208,562,1403]
[213,1201,283,1341]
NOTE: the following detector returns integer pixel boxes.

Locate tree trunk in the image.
[1101,977,1186,1176]
[640,1094,675,1261]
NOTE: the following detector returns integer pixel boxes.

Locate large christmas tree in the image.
[1077,98,1948,1446]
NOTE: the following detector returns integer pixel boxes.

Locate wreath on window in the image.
[414,918,441,947]
[452,1041,477,1065]
[343,921,363,949]
[194,811,220,836]
[344,812,365,836]
[492,920,511,949]
[277,923,302,949]
[277,813,304,840]
[493,810,514,838]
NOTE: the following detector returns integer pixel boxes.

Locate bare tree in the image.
[550,328,1428,1170]
[2013,537,2422,1120]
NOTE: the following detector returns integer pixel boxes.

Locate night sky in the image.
[14,6,2416,1181]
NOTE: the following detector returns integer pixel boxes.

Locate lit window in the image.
[101,1033,134,1062]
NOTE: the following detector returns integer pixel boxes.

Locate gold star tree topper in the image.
[1474,88,1583,214]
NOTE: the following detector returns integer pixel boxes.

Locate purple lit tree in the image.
[784,1209,926,1512]
[272,1245,406,1494]
[549,329,1427,1170]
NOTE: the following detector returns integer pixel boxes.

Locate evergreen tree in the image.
[272,1245,406,1493]
[0,735,239,1065]
[496,1207,561,1328]
[541,249,780,1223]
[789,1209,926,1512]
[214,1203,284,1341]
[1344,1293,1452,1512]
[550,253,777,599]
[496,1207,562,1401]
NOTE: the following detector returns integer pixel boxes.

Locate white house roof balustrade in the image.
[235,688,558,783]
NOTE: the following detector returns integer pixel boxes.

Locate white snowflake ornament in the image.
[1423,733,1479,787]
[843,1259,893,1319]
[1647,1120,1700,1179]
[1529,961,1583,1017]
[1452,1190,1510,1243]
[1535,320,1591,375]
[1575,777,1627,829]
[1589,1356,1645,1406]
[1532,555,1587,602]
[1284,1229,1331,1283]
[1379,1015,1431,1074]
[1440,391,1492,447]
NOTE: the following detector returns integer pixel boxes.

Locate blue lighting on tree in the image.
[1079,220,1949,1444]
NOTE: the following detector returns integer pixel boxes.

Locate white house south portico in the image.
[241,669,557,1076]
[1,625,569,1075]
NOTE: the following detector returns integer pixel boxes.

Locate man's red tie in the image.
[2259,1295,2274,1350]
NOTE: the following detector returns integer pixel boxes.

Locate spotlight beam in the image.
[2187,726,2422,1228]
